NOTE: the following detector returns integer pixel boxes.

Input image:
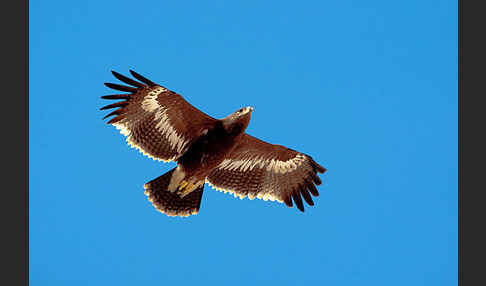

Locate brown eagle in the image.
[101,70,326,217]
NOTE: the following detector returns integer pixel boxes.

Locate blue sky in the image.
[30,1,457,285]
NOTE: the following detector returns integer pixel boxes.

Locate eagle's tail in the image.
[144,168,204,217]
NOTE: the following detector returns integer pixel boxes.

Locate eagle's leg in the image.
[168,165,186,193]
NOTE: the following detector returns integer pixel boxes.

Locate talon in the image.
[179,181,204,198]
[178,181,188,191]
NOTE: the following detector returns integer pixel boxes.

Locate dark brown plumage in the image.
[101,70,326,217]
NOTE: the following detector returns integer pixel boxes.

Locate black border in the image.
[460,0,486,285]
[3,1,28,285]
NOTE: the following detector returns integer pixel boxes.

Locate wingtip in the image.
[310,158,326,174]
[104,82,137,92]
[306,180,320,197]
[101,94,131,100]
[102,109,121,120]
[100,101,128,111]
[300,187,314,206]
[291,192,305,213]
[128,69,156,86]
[128,69,138,77]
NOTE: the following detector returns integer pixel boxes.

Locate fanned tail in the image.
[144,168,204,217]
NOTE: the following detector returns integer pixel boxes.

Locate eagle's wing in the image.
[101,70,217,162]
[206,134,326,212]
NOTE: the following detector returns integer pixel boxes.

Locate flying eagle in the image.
[101,70,326,217]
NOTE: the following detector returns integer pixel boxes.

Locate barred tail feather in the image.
[144,168,204,217]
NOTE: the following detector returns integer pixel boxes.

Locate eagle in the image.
[101,70,326,217]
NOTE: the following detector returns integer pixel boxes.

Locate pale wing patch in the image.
[141,87,167,112]
[141,87,189,154]
[218,154,307,174]
[153,108,188,154]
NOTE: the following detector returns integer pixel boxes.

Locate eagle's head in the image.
[222,106,254,134]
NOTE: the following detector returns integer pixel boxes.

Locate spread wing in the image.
[206,134,326,212]
[101,70,216,162]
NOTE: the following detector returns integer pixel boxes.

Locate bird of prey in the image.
[101,70,326,217]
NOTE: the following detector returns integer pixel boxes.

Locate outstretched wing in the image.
[206,134,326,212]
[101,70,217,162]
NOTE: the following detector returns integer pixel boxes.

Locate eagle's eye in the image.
[237,108,244,113]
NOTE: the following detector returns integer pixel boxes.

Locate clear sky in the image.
[30,1,457,285]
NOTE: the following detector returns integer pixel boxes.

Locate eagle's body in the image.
[169,112,252,196]
[101,70,326,217]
